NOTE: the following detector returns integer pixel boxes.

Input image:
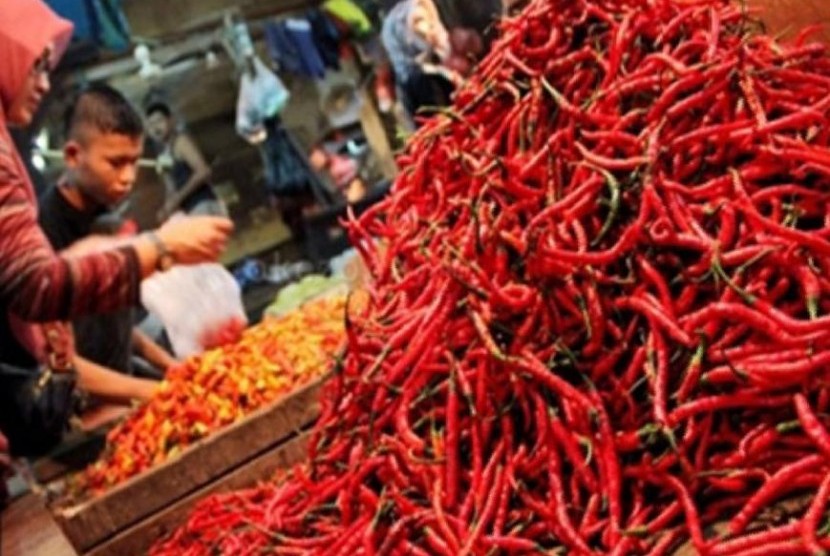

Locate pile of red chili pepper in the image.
[80,296,345,495]
[153,0,830,554]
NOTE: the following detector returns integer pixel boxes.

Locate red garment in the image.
[0,0,141,366]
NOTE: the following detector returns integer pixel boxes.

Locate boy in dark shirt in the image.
[39,84,177,384]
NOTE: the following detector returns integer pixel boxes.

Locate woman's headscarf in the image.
[0,0,73,115]
[0,0,73,203]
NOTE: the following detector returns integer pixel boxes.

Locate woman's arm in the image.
[0,161,142,320]
[0,161,232,322]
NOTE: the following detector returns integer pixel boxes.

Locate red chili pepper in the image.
[793,394,830,462]
[483,534,540,552]
[642,527,683,556]
[730,454,826,535]
[729,540,815,556]
[669,392,791,426]
[710,522,801,556]
[575,141,650,171]
[153,3,830,555]
[801,471,830,555]
[616,295,694,348]
[423,526,455,556]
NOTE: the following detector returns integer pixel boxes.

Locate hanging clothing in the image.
[350,0,382,30]
[47,0,131,52]
[89,0,131,52]
[307,10,341,71]
[46,0,94,42]
[259,117,314,197]
[265,21,305,77]
[285,19,327,79]
[264,19,327,79]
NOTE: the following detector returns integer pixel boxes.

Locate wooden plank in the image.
[31,406,129,485]
[77,29,223,84]
[105,59,238,126]
[53,377,324,553]
[124,0,322,42]
[31,433,106,486]
[2,494,77,556]
[86,431,310,556]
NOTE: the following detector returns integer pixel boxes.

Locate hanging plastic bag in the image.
[140,263,248,359]
[236,56,291,144]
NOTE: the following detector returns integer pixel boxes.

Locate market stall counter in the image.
[39,295,346,555]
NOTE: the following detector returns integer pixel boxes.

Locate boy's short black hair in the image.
[64,84,144,141]
[145,101,172,119]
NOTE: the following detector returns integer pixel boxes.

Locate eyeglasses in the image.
[31,47,53,76]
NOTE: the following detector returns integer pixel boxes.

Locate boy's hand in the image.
[156,351,179,371]
[133,379,159,403]
[156,215,233,265]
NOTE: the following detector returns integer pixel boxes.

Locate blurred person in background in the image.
[381,0,483,123]
[145,102,226,222]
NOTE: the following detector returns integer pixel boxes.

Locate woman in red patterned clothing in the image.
[0,0,233,471]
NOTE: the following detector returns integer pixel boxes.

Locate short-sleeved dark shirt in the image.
[38,186,134,374]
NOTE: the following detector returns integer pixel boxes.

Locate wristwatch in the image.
[147,231,175,272]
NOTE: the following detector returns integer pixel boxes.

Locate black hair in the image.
[64,84,144,140]
[145,101,172,119]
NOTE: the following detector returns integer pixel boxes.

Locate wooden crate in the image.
[31,405,132,486]
[50,377,324,555]
[31,430,107,487]
[88,431,310,556]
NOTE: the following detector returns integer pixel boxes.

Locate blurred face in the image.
[146,111,172,143]
[64,129,144,208]
[411,0,449,58]
[7,47,52,127]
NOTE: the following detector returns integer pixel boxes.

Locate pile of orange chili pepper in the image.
[81,296,345,495]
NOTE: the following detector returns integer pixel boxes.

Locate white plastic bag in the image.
[140,263,247,359]
[236,56,291,144]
